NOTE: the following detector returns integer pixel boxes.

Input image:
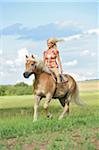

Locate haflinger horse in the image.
[23,55,83,122]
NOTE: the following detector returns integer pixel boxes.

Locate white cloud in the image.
[0,71,3,78]
[6,60,14,66]
[63,59,78,67]
[3,48,30,68]
[55,21,82,29]
[63,28,99,42]
[91,52,96,57]
[84,28,99,35]
[15,48,29,66]
[0,58,3,65]
[81,50,90,56]
[0,49,3,55]
[9,67,17,72]
[77,71,96,81]
[65,70,97,81]
[80,50,96,57]
[64,34,82,42]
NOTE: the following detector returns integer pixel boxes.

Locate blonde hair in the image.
[47,38,64,49]
[47,38,64,44]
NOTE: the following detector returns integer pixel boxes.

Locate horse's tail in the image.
[70,82,86,106]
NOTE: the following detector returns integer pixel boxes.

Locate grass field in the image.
[0,80,99,150]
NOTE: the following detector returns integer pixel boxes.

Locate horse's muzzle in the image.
[23,72,31,78]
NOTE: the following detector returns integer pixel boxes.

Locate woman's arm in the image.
[57,53,63,74]
[43,51,46,63]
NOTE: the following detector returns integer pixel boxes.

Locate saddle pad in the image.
[50,70,68,83]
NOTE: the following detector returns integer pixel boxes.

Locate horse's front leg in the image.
[44,93,52,119]
[33,95,41,122]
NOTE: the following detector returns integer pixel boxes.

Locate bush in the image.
[0,82,33,96]
[15,82,28,87]
[0,86,6,96]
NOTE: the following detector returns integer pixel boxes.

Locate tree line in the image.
[0,82,33,96]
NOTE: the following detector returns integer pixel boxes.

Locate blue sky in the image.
[0,1,98,84]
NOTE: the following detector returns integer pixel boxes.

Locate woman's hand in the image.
[61,70,63,74]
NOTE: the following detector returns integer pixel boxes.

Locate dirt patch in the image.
[0,138,17,149]
[72,133,83,144]
[91,137,99,150]
[1,128,99,150]
[0,138,49,150]
[91,128,99,150]
[22,140,49,150]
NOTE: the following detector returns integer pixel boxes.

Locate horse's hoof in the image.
[47,113,53,119]
[58,116,63,120]
[33,119,37,122]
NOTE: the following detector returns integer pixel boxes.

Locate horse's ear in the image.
[32,54,35,59]
[26,55,28,58]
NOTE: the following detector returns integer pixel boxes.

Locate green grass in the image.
[0,92,99,150]
[0,95,34,109]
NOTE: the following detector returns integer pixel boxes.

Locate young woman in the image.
[43,38,63,83]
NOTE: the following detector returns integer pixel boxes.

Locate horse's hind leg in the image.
[59,102,69,120]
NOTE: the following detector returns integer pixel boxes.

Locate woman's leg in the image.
[51,68,61,83]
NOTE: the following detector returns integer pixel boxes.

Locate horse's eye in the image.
[31,64,34,66]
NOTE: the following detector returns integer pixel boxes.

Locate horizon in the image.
[0,78,99,86]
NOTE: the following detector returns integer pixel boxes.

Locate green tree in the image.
[15,82,28,87]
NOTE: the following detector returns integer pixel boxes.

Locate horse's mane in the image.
[36,59,51,74]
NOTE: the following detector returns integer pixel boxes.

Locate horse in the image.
[23,55,83,122]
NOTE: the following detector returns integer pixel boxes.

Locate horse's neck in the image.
[37,60,51,74]
[34,61,50,79]
[34,71,51,84]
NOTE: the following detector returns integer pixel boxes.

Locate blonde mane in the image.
[36,59,51,74]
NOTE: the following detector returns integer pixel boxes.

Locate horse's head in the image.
[23,54,38,78]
